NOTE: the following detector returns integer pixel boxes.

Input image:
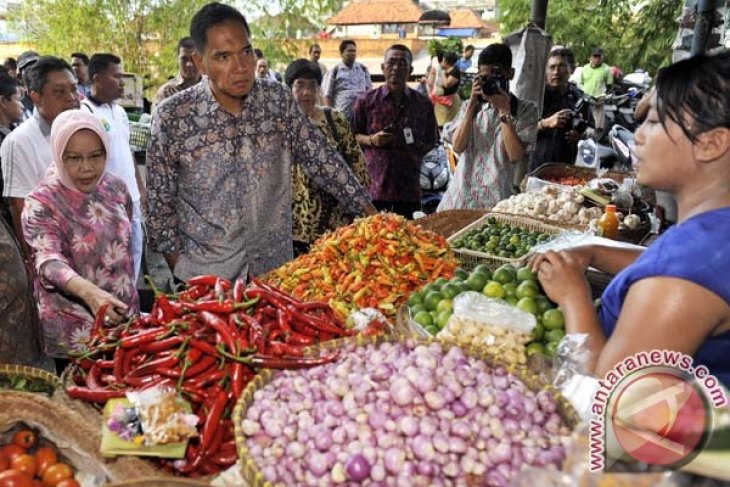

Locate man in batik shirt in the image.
[147,3,375,281]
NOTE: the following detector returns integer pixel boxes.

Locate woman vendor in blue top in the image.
[530,50,730,387]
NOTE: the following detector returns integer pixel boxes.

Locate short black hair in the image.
[177,37,195,52]
[88,53,121,80]
[655,49,730,144]
[25,56,73,94]
[549,48,575,69]
[0,73,18,100]
[284,58,322,87]
[70,53,89,65]
[254,48,264,59]
[478,43,512,70]
[3,58,17,71]
[309,44,321,54]
[385,44,413,65]
[190,2,251,53]
[339,39,356,54]
[443,51,458,66]
[464,45,475,52]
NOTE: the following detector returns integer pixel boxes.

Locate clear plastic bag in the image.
[436,292,535,365]
[125,387,198,445]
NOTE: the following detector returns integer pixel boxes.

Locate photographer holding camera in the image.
[531,48,593,169]
[438,44,537,211]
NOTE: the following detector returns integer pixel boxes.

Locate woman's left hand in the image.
[533,250,592,306]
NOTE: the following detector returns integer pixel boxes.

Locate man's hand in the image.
[484,88,511,116]
[469,76,485,105]
[371,131,395,148]
[541,109,572,130]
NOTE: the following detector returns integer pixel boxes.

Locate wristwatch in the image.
[499,112,515,125]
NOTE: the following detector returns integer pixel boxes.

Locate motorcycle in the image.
[420,143,450,214]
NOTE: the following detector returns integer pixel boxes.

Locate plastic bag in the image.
[551,333,599,423]
[125,387,198,446]
[436,292,535,365]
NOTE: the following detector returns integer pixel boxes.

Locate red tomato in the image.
[41,463,72,487]
[0,455,8,472]
[32,449,56,477]
[0,447,24,462]
[11,432,36,451]
[54,481,79,487]
[8,456,34,479]
[0,469,34,487]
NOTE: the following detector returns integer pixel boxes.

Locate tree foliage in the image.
[498,0,683,76]
[9,0,210,91]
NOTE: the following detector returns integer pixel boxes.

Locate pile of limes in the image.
[407,264,566,357]
[450,218,552,259]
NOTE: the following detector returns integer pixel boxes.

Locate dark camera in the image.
[481,67,508,96]
[382,124,397,134]
[570,113,589,134]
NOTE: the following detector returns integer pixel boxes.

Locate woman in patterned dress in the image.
[22,109,139,361]
[285,59,370,255]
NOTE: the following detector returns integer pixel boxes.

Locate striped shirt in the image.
[438,97,538,210]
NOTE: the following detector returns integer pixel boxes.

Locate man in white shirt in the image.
[81,53,144,279]
[1,56,80,255]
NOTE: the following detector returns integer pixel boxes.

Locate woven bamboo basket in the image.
[0,363,62,393]
[0,390,167,483]
[414,209,488,239]
[519,163,629,192]
[447,213,565,270]
[233,334,580,487]
[105,478,210,486]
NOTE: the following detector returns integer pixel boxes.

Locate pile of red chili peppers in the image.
[65,275,352,477]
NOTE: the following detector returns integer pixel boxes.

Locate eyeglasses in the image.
[62,151,105,168]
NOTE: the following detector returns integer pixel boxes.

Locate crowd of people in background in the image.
[1,1,727,384]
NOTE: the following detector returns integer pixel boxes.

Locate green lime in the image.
[531,323,545,341]
[516,297,539,315]
[545,341,559,357]
[502,282,518,298]
[515,280,539,299]
[538,234,551,242]
[413,311,433,328]
[407,292,423,307]
[466,272,489,292]
[482,281,505,299]
[436,299,453,313]
[457,281,471,294]
[542,308,565,330]
[509,235,521,245]
[545,328,566,343]
[535,296,554,314]
[409,304,426,316]
[526,342,545,356]
[434,277,449,289]
[492,265,517,284]
[424,291,444,311]
[424,325,439,336]
[472,265,492,279]
[441,283,461,299]
[454,269,469,280]
[421,283,437,296]
[436,310,452,329]
[503,296,518,306]
[516,266,536,282]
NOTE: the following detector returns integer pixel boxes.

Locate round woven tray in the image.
[414,209,488,238]
[233,334,580,487]
[520,163,629,192]
[0,363,62,391]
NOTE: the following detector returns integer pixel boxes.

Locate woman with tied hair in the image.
[530,50,730,386]
[284,58,370,254]
[22,109,138,364]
